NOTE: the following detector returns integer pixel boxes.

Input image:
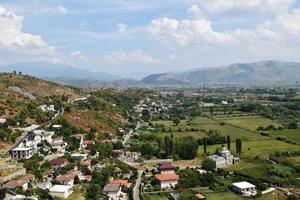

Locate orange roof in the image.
[155,173,179,181]
[80,159,91,166]
[83,140,95,145]
[111,179,128,186]
[57,172,79,182]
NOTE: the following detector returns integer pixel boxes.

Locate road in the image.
[133,170,143,200]
[122,129,133,145]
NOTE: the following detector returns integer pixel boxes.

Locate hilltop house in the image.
[209,147,239,168]
[56,172,80,186]
[231,181,257,197]
[155,173,179,189]
[51,138,67,152]
[4,175,35,191]
[39,104,55,112]
[10,147,33,160]
[49,158,68,170]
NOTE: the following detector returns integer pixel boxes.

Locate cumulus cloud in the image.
[195,0,295,16]
[0,6,58,60]
[69,51,87,60]
[148,18,232,46]
[117,23,128,33]
[54,6,68,15]
[105,50,159,64]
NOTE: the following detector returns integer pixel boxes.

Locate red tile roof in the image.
[83,140,95,145]
[111,179,128,186]
[155,173,179,181]
[158,162,175,170]
[57,172,79,182]
[80,159,91,166]
[49,158,67,165]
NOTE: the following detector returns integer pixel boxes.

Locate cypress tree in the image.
[227,135,231,150]
[203,137,207,154]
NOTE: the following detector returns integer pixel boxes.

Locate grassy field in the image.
[143,191,286,200]
[152,117,267,141]
[270,129,300,144]
[215,115,282,131]
[198,140,299,159]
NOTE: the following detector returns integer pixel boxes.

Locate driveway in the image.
[133,170,143,200]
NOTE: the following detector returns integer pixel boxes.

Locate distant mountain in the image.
[0,62,121,84]
[141,61,300,86]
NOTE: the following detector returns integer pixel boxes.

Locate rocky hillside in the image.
[142,61,300,86]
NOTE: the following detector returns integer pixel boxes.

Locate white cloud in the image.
[54,6,68,15]
[195,0,295,15]
[148,17,232,46]
[117,23,128,33]
[105,50,159,64]
[187,4,203,19]
[0,6,58,57]
[69,51,87,60]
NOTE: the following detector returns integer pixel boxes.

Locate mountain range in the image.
[141,60,300,86]
[0,60,299,87]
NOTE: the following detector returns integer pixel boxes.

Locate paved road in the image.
[133,170,143,200]
[122,129,133,145]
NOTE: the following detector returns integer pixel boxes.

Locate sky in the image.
[0,0,300,78]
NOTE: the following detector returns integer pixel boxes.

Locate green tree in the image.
[203,137,207,154]
[236,138,242,155]
[141,109,151,122]
[176,136,198,160]
[85,184,101,200]
[202,158,216,171]
[164,136,173,156]
[172,117,180,126]
[227,135,231,150]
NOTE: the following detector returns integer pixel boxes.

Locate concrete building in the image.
[49,185,73,199]
[231,181,257,197]
[10,147,33,159]
[158,162,176,174]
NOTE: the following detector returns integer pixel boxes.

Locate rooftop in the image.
[111,179,128,186]
[232,181,256,189]
[103,183,121,192]
[50,185,73,193]
[155,173,179,181]
[49,158,67,165]
[158,162,175,170]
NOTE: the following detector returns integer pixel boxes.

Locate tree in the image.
[85,184,101,200]
[172,117,180,126]
[74,175,80,184]
[141,109,151,122]
[209,107,214,118]
[227,135,231,150]
[288,121,298,129]
[203,137,207,154]
[236,138,242,155]
[164,136,173,156]
[0,188,6,200]
[176,137,198,160]
[202,158,216,171]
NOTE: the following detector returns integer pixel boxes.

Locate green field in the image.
[152,117,267,141]
[215,115,282,131]
[270,129,300,144]
[198,140,300,159]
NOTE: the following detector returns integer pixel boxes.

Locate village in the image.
[1,85,299,200]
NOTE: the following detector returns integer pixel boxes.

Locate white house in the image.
[39,105,55,112]
[51,139,67,152]
[71,153,88,161]
[49,185,73,199]
[103,183,122,200]
[0,118,6,124]
[49,158,68,171]
[209,147,239,168]
[155,173,179,189]
[231,181,257,197]
[10,147,33,159]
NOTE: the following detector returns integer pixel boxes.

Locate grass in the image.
[270,129,300,144]
[215,115,282,132]
[198,140,300,159]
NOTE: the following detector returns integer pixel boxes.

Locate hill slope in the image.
[142,61,300,85]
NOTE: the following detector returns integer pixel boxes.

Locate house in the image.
[49,158,67,170]
[10,147,33,159]
[111,179,129,187]
[81,140,95,149]
[39,105,55,112]
[155,173,179,189]
[82,175,92,182]
[51,139,67,152]
[52,124,62,130]
[32,130,54,143]
[80,159,92,170]
[221,101,228,105]
[0,118,6,124]
[56,172,79,186]
[71,153,88,161]
[37,181,52,190]
[231,181,257,197]
[158,162,175,174]
[4,175,35,191]
[209,147,239,168]
[103,184,122,200]
[125,151,140,162]
[49,185,73,199]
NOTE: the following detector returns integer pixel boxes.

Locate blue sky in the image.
[0,0,300,78]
